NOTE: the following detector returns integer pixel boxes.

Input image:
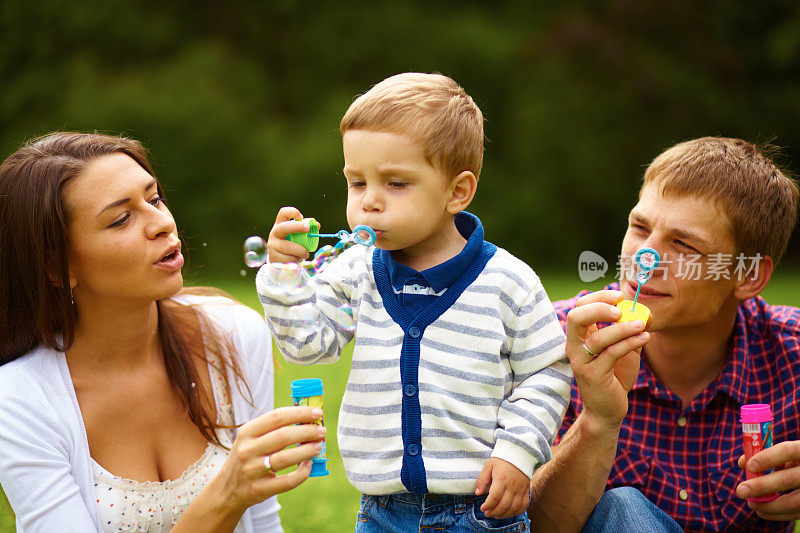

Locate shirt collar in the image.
[381,212,484,292]
[631,303,751,407]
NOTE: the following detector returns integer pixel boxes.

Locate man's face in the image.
[619,184,742,332]
[343,129,455,255]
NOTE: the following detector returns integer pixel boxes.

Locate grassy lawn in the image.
[1,269,798,532]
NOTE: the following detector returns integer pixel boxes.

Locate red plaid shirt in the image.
[554,284,800,532]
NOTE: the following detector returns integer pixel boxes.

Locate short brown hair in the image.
[642,137,799,263]
[340,72,484,179]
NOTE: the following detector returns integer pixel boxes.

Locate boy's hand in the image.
[475,457,530,519]
[268,206,312,264]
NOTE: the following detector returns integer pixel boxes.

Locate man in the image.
[529,137,800,532]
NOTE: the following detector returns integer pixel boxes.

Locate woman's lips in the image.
[154,250,184,272]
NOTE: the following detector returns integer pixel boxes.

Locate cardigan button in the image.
[407,444,420,456]
[404,384,417,397]
[408,327,421,338]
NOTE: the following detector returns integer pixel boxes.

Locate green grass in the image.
[1,270,798,532]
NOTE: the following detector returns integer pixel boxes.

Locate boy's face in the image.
[343,129,457,254]
[619,184,742,332]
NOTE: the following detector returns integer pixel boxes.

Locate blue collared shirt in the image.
[380,212,484,318]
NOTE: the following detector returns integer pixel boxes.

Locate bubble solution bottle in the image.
[740,403,779,502]
[291,378,329,477]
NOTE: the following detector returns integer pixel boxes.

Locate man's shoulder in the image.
[741,296,800,339]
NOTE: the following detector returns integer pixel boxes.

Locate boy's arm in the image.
[256,249,357,366]
[256,206,359,365]
[492,278,572,481]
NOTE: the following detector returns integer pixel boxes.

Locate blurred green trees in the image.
[2,0,798,278]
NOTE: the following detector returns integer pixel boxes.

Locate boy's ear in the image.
[445,171,478,214]
[733,255,773,300]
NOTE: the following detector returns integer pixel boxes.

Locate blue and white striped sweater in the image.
[257,244,571,495]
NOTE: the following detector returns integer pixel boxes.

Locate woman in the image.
[0,132,324,532]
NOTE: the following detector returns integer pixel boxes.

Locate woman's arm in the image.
[0,389,98,531]
[528,291,649,532]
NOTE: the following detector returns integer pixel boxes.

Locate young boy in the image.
[257,73,571,531]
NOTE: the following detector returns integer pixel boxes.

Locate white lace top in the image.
[92,352,243,532]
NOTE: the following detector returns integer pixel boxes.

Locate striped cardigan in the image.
[257,243,571,495]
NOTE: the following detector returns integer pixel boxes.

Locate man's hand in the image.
[267,206,312,264]
[475,458,530,519]
[735,440,800,521]
[565,290,649,431]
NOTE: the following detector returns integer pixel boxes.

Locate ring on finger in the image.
[264,454,276,476]
[582,343,600,357]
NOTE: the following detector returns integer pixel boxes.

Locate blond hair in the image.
[643,137,799,262]
[340,72,484,179]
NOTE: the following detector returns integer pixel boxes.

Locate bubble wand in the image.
[242,218,376,271]
[616,247,660,324]
[285,218,376,253]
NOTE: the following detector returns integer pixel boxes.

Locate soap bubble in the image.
[243,236,267,268]
[635,247,660,271]
[337,303,356,332]
[352,225,376,246]
[295,303,317,325]
[314,245,335,259]
[269,262,306,295]
[239,269,247,277]
[244,250,264,268]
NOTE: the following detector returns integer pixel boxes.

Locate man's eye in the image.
[675,240,697,252]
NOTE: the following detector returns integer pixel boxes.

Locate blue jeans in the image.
[582,487,683,533]
[355,493,530,532]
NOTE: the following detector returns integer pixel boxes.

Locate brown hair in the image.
[340,72,485,179]
[642,137,799,263]
[0,132,247,447]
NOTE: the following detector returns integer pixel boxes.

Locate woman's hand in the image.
[565,290,650,431]
[175,405,325,531]
[217,405,326,510]
[267,206,312,264]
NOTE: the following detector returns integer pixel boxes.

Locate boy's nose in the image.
[361,189,383,212]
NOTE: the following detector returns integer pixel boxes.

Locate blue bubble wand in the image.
[630,247,660,311]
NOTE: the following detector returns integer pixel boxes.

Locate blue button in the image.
[404,384,416,396]
[408,327,421,338]
[407,444,419,456]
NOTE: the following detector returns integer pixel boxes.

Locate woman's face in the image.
[64,153,184,305]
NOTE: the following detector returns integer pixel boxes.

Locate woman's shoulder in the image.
[170,291,265,330]
[0,345,61,393]
[0,345,69,422]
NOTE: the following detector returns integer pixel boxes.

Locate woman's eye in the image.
[149,196,164,206]
[108,214,129,228]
